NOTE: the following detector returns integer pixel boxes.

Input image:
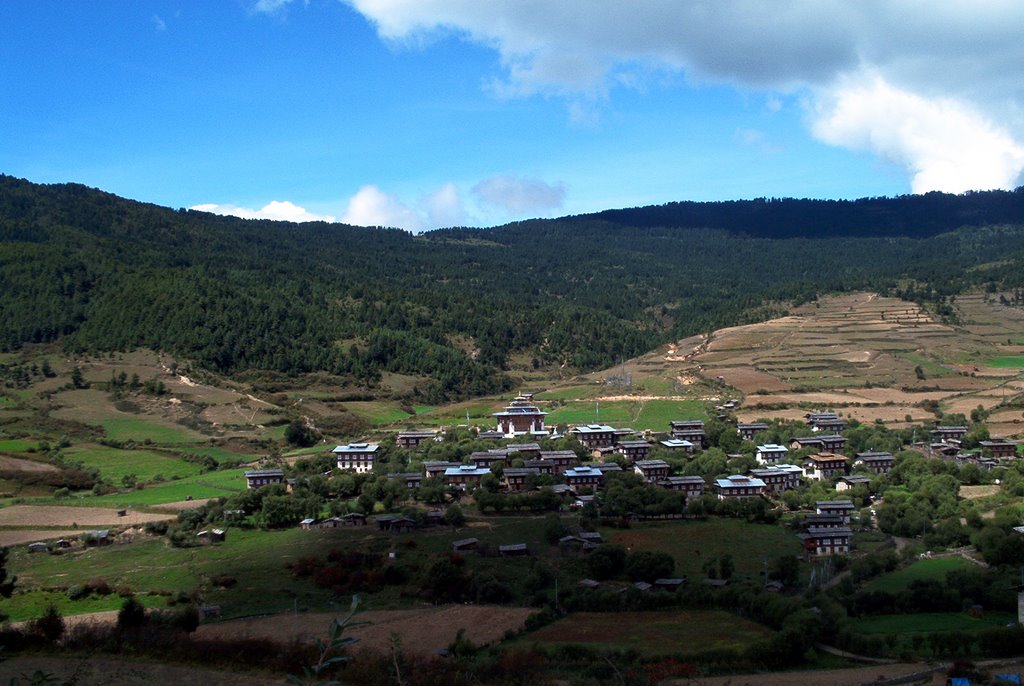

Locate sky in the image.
[1,1,1023,232]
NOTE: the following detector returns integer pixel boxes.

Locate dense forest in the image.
[2,175,1024,400]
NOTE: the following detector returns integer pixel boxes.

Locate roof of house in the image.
[244,469,285,478]
[738,422,770,430]
[571,424,616,434]
[539,450,578,460]
[503,467,541,477]
[757,444,789,452]
[397,430,437,438]
[806,452,848,463]
[444,465,492,476]
[634,459,669,470]
[659,475,706,485]
[499,543,528,553]
[715,474,766,488]
[565,466,603,478]
[451,537,479,548]
[332,443,379,454]
[817,499,855,509]
[660,439,695,448]
[855,451,894,460]
[506,442,541,452]
[803,526,853,538]
[618,440,651,449]
[670,420,705,428]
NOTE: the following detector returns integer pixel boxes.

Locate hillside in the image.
[3,174,1024,402]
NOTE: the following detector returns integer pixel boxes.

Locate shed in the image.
[451,537,479,552]
[498,543,529,557]
[27,542,48,553]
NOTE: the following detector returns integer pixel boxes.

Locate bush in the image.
[66,584,88,600]
[117,597,147,631]
[29,604,65,643]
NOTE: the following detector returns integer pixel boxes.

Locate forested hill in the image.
[3,173,1024,401]
[570,188,1024,238]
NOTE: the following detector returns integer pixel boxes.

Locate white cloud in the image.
[253,0,298,14]
[472,175,566,214]
[344,1,1024,192]
[190,200,335,223]
[151,14,166,31]
[812,75,1024,193]
[423,182,467,227]
[341,185,424,231]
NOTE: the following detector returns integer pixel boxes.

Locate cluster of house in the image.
[242,402,901,508]
[927,425,1018,470]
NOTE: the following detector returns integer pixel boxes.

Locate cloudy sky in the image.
[2,1,1022,231]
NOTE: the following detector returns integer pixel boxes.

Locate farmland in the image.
[525,609,773,656]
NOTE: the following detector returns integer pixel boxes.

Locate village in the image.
[234,392,1017,564]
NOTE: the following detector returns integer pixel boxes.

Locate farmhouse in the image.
[444,464,491,489]
[804,453,848,481]
[715,474,765,499]
[245,469,285,489]
[791,435,847,454]
[799,526,852,557]
[756,444,789,465]
[564,465,605,489]
[333,443,379,473]
[396,430,437,449]
[853,451,895,474]
[539,450,579,474]
[669,420,707,448]
[806,411,846,433]
[451,538,479,553]
[506,442,542,458]
[836,475,872,492]
[633,459,670,482]
[617,440,652,463]
[931,425,968,442]
[423,461,460,479]
[749,465,801,494]
[470,451,507,470]
[737,422,769,441]
[570,424,617,449]
[660,438,696,453]
[503,467,540,492]
[494,393,547,436]
[657,475,706,500]
[979,439,1017,458]
[524,459,555,475]
[803,513,846,529]
[816,500,856,524]
[387,472,423,490]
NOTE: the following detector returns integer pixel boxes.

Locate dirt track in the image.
[0,455,59,472]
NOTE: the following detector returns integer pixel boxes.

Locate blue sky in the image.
[1,1,1022,230]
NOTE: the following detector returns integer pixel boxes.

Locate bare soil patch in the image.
[0,505,174,527]
[671,663,945,686]
[0,456,59,472]
[0,529,82,547]
[196,605,534,656]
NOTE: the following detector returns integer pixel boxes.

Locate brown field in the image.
[196,605,535,656]
[712,367,791,393]
[671,663,953,686]
[0,455,59,472]
[0,505,174,527]
[959,485,1001,500]
[151,498,216,512]
[0,529,82,546]
[0,656,279,686]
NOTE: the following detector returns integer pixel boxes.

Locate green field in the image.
[633,399,708,431]
[62,445,201,482]
[81,468,248,506]
[0,439,39,453]
[986,355,1024,368]
[850,611,1015,635]
[608,519,806,581]
[545,401,633,426]
[100,416,205,444]
[343,401,414,426]
[526,610,772,656]
[174,445,254,464]
[865,558,971,593]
